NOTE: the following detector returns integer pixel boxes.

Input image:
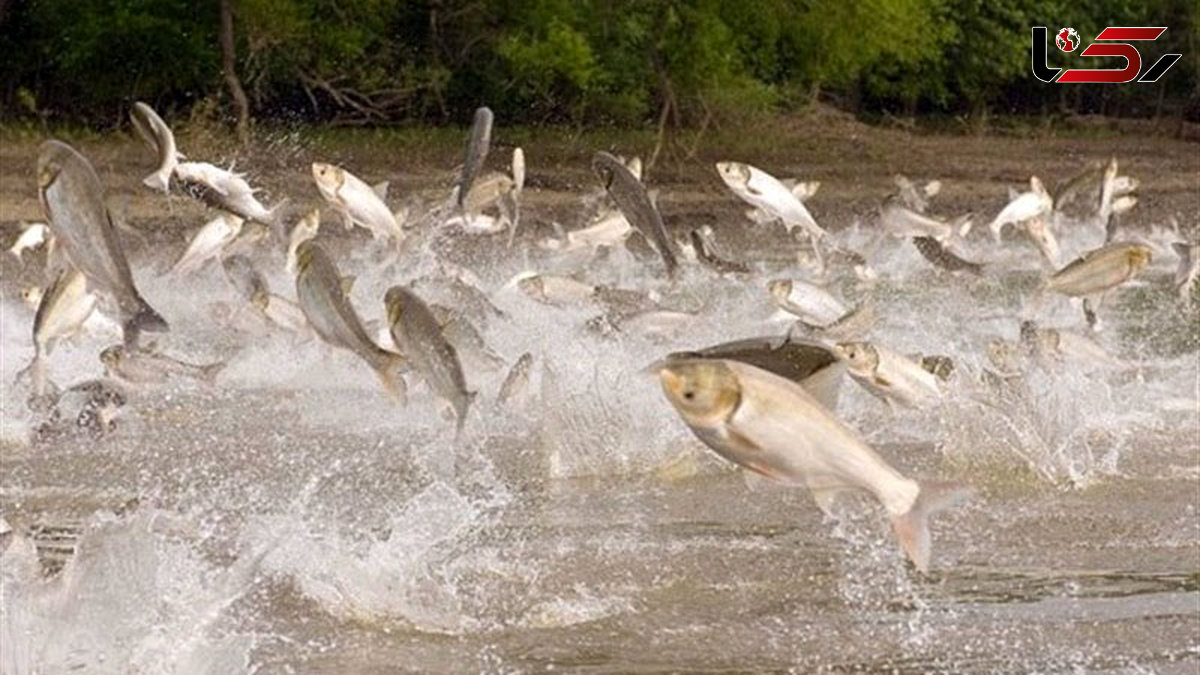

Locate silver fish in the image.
[657,359,969,572]
[457,106,493,208]
[1046,242,1152,296]
[881,196,971,244]
[129,101,182,193]
[832,341,941,410]
[691,228,749,273]
[497,352,534,409]
[295,241,406,402]
[17,267,98,397]
[592,151,677,275]
[385,286,474,435]
[37,140,168,343]
[100,344,225,385]
[286,209,321,276]
[174,161,285,225]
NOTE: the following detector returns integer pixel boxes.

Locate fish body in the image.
[286,209,321,276]
[37,140,167,342]
[174,161,283,225]
[497,352,534,408]
[311,163,403,242]
[295,242,406,401]
[385,286,474,434]
[546,208,632,253]
[881,196,969,243]
[833,341,941,410]
[170,214,244,275]
[592,151,677,274]
[129,101,181,193]
[8,222,50,260]
[20,268,98,396]
[257,293,309,333]
[1020,321,1126,369]
[911,236,983,275]
[517,274,597,306]
[1022,216,1060,267]
[716,161,828,242]
[100,345,224,385]
[457,107,494,209]
[988,177,1051,241]
[657,359,967,572]
[768,279,847,327]
[1046,242,1152,296]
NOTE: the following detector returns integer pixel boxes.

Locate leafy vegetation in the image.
[0,0,1195,127]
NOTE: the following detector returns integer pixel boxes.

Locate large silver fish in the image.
[174,161,285,226]
[129,101,182,193]
[18,267,98,397]
[384,286,474,435]
[295,242,406,403]
[657,359,969,572]
[457,106,494,208]
[37,140,168,343]
[1045,242,1152,296]
[592,151,677,275]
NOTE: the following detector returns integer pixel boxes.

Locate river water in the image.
[0,140,1197,673]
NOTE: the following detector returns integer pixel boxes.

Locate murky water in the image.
[1,148,1198,673]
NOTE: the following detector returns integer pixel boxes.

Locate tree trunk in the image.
[219,0,250,145]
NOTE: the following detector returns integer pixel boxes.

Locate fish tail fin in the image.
[200,360,227,384]
[375,354,408,406]
[142,171,170,193]
[124,303,169,345]
[889,481,972,573]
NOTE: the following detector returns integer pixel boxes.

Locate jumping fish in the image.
[691,228,749,274]
[716,161,828,243]
[457,106,494,209]
[592,151,677,275]
[295,241,406,402]
[1019,321,1127,370]
[880,196,971,244]
[911,236,983,275]
[286,209,321,276]
[988,176,1051,242]
[656,358,969,572]
[497,352,534,409]
[385,286,475,435]
[174,161,285,225]
[767,279,847,328]
[169,214,244,275]
[1045,242,1152,297]
[100,344,225,385]
[832,341,941,410]
[17,267,98,397]
[129,101,182,193]
[311,163,404,242]
[37,140,168,343]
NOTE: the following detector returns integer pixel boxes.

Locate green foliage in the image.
[0,0,1194,126]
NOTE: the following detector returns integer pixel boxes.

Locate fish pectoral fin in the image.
[372,181,390,200]
[873,374,893,388]
[339,275,356,295]
[810,487,847,517]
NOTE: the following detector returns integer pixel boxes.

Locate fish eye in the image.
[683,390,695,401]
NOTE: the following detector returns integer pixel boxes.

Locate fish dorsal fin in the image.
[340,275,356,295]
[779,178,798,189]
[372,181,389,200]
[393,204,409,226]
[792,181,820,201]
[1007,187,1019,201]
